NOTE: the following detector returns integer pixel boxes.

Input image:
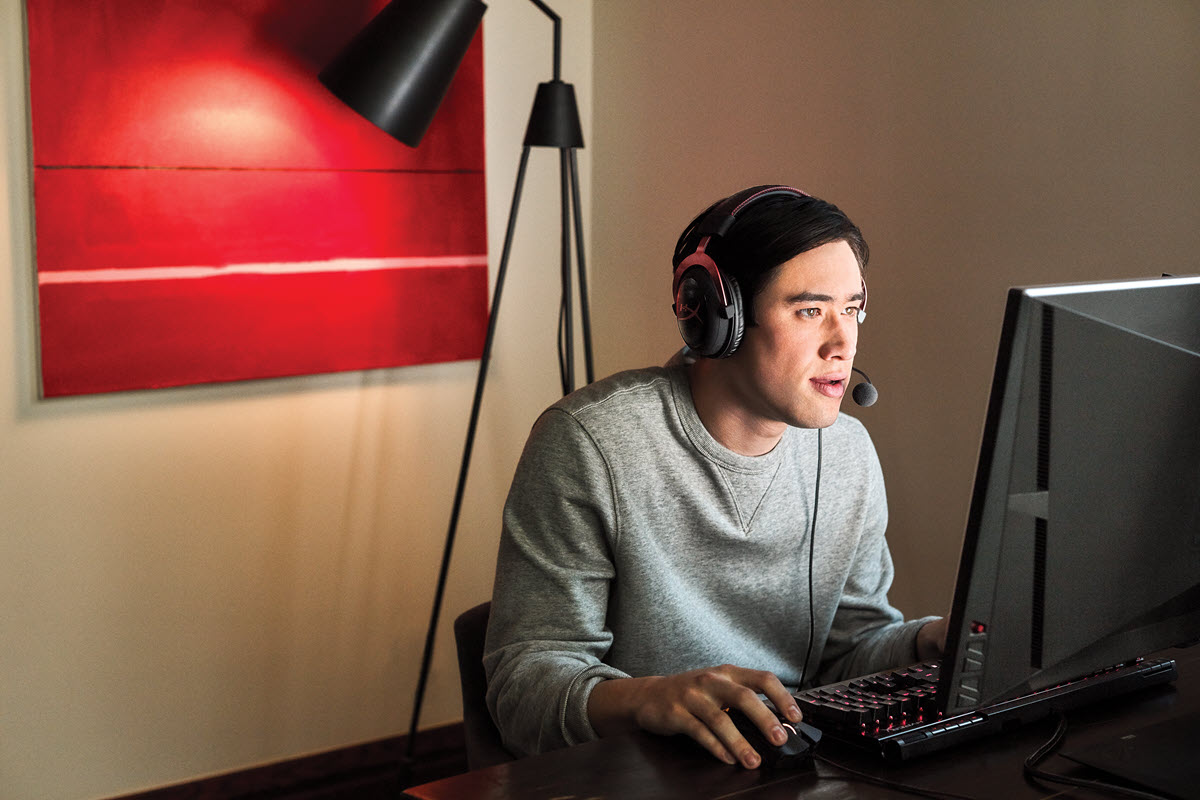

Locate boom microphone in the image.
[851,367,878,407]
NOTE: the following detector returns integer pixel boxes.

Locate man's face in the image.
[725,239,864,430]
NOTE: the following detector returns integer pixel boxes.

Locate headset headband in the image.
[672,186,811,308]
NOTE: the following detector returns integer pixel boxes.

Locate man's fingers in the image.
[725,666,803,725]
[703,708,764,769]
[764,687,804,724]
[678,715,740,766]
[653,690,765,769]
[615,665,800,769]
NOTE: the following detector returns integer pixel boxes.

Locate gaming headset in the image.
[670,184,868,360]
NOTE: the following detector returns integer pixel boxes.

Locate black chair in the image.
[453,601,515,769]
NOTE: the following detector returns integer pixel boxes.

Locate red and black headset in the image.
[671,184,867,359]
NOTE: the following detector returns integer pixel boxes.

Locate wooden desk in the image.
[405,646,1199,799]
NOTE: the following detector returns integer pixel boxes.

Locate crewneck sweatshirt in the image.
[484,364,933,757]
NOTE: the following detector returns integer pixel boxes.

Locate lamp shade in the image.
[319,0,487,147]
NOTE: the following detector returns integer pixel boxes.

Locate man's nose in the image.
[820,315,857,360]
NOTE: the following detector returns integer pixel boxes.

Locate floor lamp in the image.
[319,0,593,780]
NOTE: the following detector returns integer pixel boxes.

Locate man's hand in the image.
[916,617,949,660]
[586,665,801,769]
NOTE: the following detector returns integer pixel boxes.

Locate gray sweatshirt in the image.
[484,365,934,757]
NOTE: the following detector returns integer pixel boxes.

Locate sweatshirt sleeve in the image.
[815,435,940,684]
[483,408,630,757]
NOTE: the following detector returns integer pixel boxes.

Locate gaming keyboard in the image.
[794,657,1178,761]
[795,661,943,736]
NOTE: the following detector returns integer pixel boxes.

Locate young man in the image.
[484,186,947,769]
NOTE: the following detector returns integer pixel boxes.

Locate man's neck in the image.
[687,360,786,457]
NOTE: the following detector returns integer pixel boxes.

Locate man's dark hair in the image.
[679,192,869,326]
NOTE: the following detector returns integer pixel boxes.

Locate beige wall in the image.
[4,1,1199,798]
[0,2,591,798]
[590,1,1200,617]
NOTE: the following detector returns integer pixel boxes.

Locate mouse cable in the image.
[1022,712,1171,800]
[814,753,978,800]
[798,428,821,687]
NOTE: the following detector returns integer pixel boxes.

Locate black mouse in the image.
[725,708,822,770]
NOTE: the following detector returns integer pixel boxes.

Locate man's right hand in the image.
[586,664,803,769]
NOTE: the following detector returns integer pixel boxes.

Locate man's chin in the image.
[789,407,842,430]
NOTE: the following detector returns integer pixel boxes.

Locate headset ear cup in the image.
[717,273,744,358]
[674,266,728,358]
[671,186,809,357]
[674,267,745,358]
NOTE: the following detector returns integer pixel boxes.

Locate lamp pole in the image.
[321,0,591,780]
[402,0,592,778]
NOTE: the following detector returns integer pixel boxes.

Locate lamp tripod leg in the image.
[402,145,534,778]
[558,148,574,395]
[567,147,594,385]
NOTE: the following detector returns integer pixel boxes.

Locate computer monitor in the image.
[940,274,1200,716]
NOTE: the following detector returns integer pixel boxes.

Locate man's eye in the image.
[844,306,863,317]
[798,308,821,319]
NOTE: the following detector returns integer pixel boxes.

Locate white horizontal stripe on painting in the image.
[38,255,490,285]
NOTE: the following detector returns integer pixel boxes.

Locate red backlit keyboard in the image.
[792,657,1177,761]
[794,661,943,738]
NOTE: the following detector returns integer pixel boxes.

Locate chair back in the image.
[453,601,514,769]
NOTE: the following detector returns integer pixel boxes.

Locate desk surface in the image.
[405,646,1199,800]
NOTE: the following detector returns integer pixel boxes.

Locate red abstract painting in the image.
[26,0,488,397]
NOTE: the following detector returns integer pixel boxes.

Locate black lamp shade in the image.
[319,0,487,148]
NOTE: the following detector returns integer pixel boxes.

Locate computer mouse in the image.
[725,708,822,770]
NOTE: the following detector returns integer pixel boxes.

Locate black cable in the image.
[800,430,976,800]
[1023,713,1171,800]
[815,754,979,800]
[799,428,822,686]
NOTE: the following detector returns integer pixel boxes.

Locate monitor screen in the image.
[940,275,1200,715]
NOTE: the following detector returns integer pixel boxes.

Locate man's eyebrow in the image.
[786,290,866,304]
